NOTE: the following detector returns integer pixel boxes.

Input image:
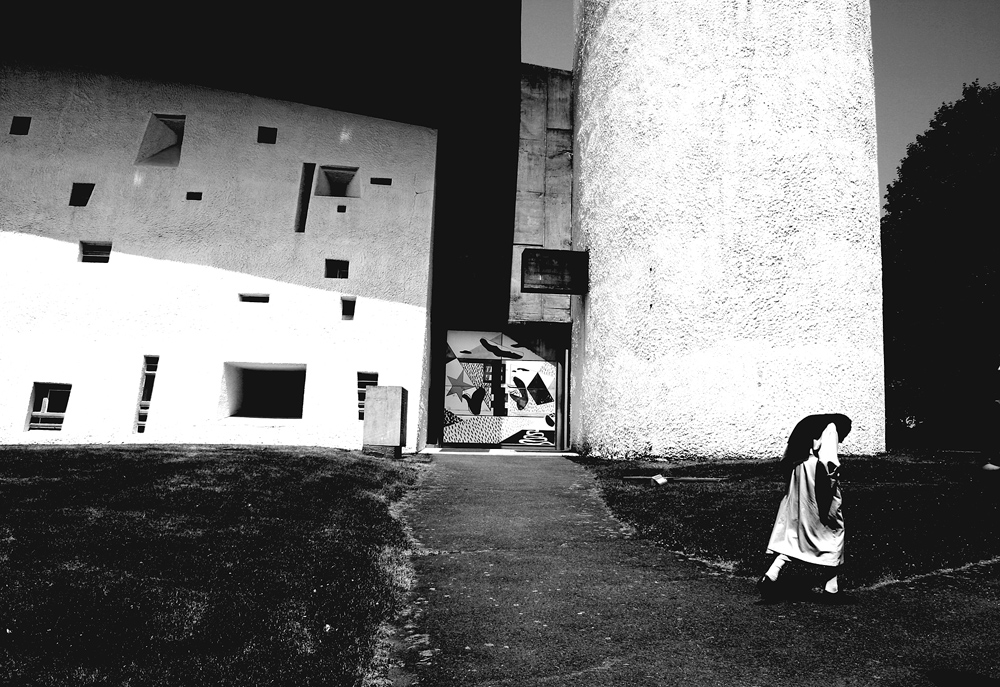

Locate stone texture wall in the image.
[0,67,436,450]
[571,0,884,458]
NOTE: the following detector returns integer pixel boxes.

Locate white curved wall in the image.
[572,0,884,458]
[0,68,436,450]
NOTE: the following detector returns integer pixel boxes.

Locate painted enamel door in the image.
[443,331,559,448]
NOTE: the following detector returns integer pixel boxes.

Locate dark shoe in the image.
[757,575,781,600]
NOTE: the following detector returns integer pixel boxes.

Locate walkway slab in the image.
[398,453,1000,686]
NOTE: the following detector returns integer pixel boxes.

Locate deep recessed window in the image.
[27,383,72,431]
[295,163,316,233]
[315,166,360,198]
[257,126,277,144]
[135,114,186,167]
[337,205,347,213]
[370,177,392,186]
[357,372,378,420]
[79,241,112,263]
[223,363,306,419]
[239,293,270,303]
[69,183,95,207]
[186,191,202,200]
[9,116,31,135]
[135,356,158,434]
[341,296,357,320]
[325,259,349,279]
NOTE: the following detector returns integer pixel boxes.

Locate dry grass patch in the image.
[0,444,418,686]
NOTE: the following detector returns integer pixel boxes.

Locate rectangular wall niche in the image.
[239,293,270,303]
[135,114,186,167]
[27,382,72,430]
[294,163,316,233]
[357,372,378,420]
[315,166,360,198]
[341,296,357,320]
[80,241,112,263]
[222,363,306,419]
[69,183,95,207]
[9,116,31,135]
[135,355,158,433]
[325,259,349,279]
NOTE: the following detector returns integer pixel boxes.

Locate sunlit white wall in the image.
[572,0,884,458]
[0,68,436,450]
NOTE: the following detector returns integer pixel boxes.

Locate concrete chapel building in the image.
[0,68,437,450]
[0,0,886,458]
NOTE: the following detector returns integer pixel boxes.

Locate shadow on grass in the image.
[576,453,1000,589]
[0,444,417,686]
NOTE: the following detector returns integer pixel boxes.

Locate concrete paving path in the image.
[395,452,1000,686]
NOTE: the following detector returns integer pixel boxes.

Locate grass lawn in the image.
[580,453,1000,589]
[0,444,418,686]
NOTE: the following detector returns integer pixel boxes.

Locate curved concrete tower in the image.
[571,0,884,458]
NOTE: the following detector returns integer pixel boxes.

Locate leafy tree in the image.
[882,81,1000,450]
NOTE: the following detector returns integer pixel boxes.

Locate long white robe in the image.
[766,421,845,567]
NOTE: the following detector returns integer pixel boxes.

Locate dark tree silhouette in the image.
[882,81,1000,450]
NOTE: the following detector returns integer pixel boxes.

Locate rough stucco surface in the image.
[0,67,436,450]
[572,0,884,458]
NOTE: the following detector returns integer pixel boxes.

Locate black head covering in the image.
[782,413,852,467]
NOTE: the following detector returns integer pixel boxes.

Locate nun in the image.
[758,413,853,602]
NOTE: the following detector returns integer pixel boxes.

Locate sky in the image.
[520,0,1000,208]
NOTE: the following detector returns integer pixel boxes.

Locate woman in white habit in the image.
[758,413,852,602]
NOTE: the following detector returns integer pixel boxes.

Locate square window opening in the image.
[325,259,349,279]
[69,183,95,207]
[337,205,347,213]
[257,126,277,144]
[27,382,72,431]
[10,116,31,135]
[80,241,112,263]
[223,363,306,419]
[315,165,360,198]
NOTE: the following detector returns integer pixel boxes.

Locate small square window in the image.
[10,116,31,135]
[342,296,357,320]
[337,205,347,213]
[28,383,72,430]
[186,191,202,200]
[69,183,95,207]
[325,259,349,279]
[257,126,277,144]
[80,241,112,263]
